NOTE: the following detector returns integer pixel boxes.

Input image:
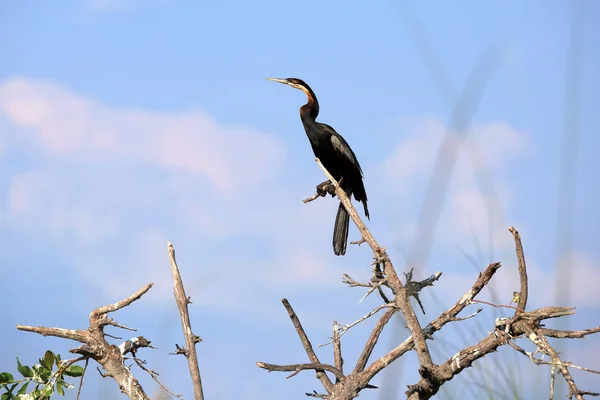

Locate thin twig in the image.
[167,241,204,400]
[450,308,482,322]
[41,357,86,396]
[256,362,344,382]
[133,357,184,399]
[319,304,393,347]
[105,320,137,331]
[76,358,89,400]
[471,299,524,312]
[532,330,588,400]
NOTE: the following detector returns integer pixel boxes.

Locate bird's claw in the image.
[316,180,336,197]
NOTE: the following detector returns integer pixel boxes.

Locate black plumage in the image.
[267,77,369,255]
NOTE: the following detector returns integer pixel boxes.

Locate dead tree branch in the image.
[167,241,205,400]
[17,284,154,400]
[509,226,528,312]
[256,157,600,399]
[406,306,600,399]
[333,321,343,379]
[132,357,184,399]
[282,299,335,393]
[315,158,434,371]
[257,362,345,382]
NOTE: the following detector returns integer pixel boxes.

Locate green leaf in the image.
[56,381,64,396]
[16,359,33,378]
[41,351,54,371]
[39,384,53,399]
[58,380,74,390]
[1,392,11,400]
[28,390,41,400]
[17,382,29,395]
[33,365,51,383]
[0,372,14,384]
[63,365,83,378]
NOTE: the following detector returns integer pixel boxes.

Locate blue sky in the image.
[1,1,598,399]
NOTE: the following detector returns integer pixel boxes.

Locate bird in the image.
[267,77,369,256]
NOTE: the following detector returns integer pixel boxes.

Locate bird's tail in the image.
[333,202,349,256]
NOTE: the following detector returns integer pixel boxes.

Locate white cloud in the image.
[0,77,285,196]
[0,77,347,311]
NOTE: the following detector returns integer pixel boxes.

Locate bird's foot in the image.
[303,181,330,203]
[302,180,339,203]
[317,180,337,197]
[317,180,336,196]
[303,192,324,203]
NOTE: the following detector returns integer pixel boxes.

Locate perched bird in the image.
[267,77,369,256]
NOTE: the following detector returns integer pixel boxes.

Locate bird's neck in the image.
[300,96,319,121]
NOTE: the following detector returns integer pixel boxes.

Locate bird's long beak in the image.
[266,77,289,85]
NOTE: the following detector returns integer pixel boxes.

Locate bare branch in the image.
[333,321,343,379]
[359,262,501,385]
[280,298,334,392]
[541,326,600,339]
[305,390,329,399]
[341,274,371,288]
[353,308,396,374]
[450,308,482,322]
[90,283,153,319]
[167,241,204,400]
[471,299,523,312]
[319,304,393,347]
[256,362,344,382]
[75,358,89,400]
[105,320,137,331]
[315,157,434,371]
[133,357,184,399]
[356,262,501,395]
[350,238,366,246]
[527,329,592,400]
[18,284,155,400]
[550,362,556,400]
[16,326,88,343]
[509,340,600,375]
[509,226,528,312]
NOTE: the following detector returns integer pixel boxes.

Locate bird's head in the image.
[266,77,315,100]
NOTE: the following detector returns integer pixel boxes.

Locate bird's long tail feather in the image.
[333,202,349,256]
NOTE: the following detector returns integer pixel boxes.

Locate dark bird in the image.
[267,77,369,256]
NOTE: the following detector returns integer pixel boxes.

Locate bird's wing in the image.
[329,131,363,175]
